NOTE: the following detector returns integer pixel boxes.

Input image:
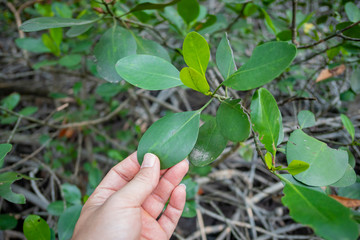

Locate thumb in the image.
[111,153,160,206]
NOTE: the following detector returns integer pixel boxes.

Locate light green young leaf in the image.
[216,33,237,80]
[183,32,210,76]
[94,26,137,83]
[116,55,182,90]
[224,42,296,91]
[189,117,228,167]
[0,144,12,168]
[23,215,50,240]
[20,17,100,32]
[331,164,356,188]
[180,67,210,94]
[42,33,60,56]
[341,114,355,142]
[250,88,280,156]
[216,99,250,142]
[177,0,200,24]
[297,110,316,129]
[261,8,277,34]
[0,172,25,204]
[138,111,200,169]
[345,2,360,22]
[287,129,348,186]
[58,205,82,240]
[280,175,359,240]
[264,152,273,170]
[285,160,310,175]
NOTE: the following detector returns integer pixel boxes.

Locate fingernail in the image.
[185,158,190,165]
[141,153,157,168]
[179,183,187,189]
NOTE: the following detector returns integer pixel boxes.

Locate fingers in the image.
[158,184,187,239]
[142,159,189,218]
[108,153,161,207]
[85,152,140,207]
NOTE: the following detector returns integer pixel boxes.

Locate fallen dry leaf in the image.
[316,64,346,82]
[330,195,360,208]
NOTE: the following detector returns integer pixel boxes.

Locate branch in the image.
[298,20,360,49]
[291,0,299,46]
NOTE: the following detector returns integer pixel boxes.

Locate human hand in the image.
[72,152,189,240]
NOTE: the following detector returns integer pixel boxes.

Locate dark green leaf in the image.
[116,55,182,90]
[23,215,50,240]
[0,143,12,168]
[95,83,125,98]
[286,130,348,186]
[135,37,170,62]
[0,214,17,230]
[177,0,200,24]
[336,22,360,38]
[250,88,280,155]
[338,177,360,200]
[183,32,210,76]
[280,174,323,192]
[59,54,82,68]
[0,172,25,204]
[280,175,359,240]
[216,99,250,142]
[180,67,210,94]
[181,178,198,200]
[216,33,237,80]
[224,42,296,90]
[58,205,82,240]
[20,17,100,32]
[138,111,200,169]
[341,114,355,142]
[182,200,197,218]
[94,26,137,83]
[66,23,94,37]
[124,0,181,16]
[15,38,50,53]
[285,160,310,176]
[297,110,316,129]
[1,93,20,110]
[189,117,228,167]
[47,201,65,216]
[331,164,356,188]
[345,2,360,22]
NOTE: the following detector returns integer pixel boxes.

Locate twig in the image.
[7,116,22,143]
[291,0,299,46]
[298,20,360,49]
[196,208,207,240]
[73,132,83,178]
[29,169,50,206]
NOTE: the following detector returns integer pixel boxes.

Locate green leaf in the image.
[20,17,100,32]
[297,110,316,129]
[61,183,81,205]
[0,214,17,230]
[138,111,200,169]
[116,55,182,90]
[59,54,82,68]
[15,38,51,53]
[216,99,250,142]
[0,143,12,168]
[51,2,72,18]
[181,178,198,200]
[58,205,82,240]
[95,83,125,98]
[279,175,359,240]
[23,215,50,240]
[183,32,210,76]
[0,172,25,204]
[284,160,310,176]
[189,117,228,167]
[336,22,360,38]
[345,2,360,22]
[261,9,277,35]
[264,152,273,170]
[180,67,210,94]
[124,0,180,16]
[42,33,60,56]
[47,201,65,216]
[280,174,323,192]
[66,23,93,37]
[331,164,356,188]
[134,36,170,62]
[250,88,280,155]
[350,68,360,94]
[341,114,355,142]
[338,177,360,200]
[286,129,348,186]
[177,0,200,24]
[339,146,356,168]
[19,106,38,116]
[182,200,197,218]
[94,26,137,83]
[216,33,237,80]
[1,93,20,110]
[224,42,296,91]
